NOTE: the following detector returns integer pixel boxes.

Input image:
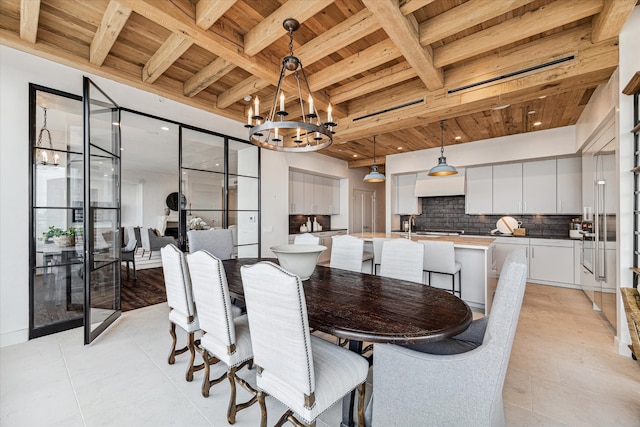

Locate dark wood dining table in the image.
[222,258,472,427]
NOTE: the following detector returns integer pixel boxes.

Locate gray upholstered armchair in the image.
[368,249,527,427]
[187,229,234,260]
[140,227,177,259]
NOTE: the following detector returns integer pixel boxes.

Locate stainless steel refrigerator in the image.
[593,138,617,331]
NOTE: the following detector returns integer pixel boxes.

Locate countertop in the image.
[391,231,580,241]
[351,232,495,249]
[289,228,348,235]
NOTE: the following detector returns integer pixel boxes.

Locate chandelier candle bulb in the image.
[280,92,285,112]
[247,107,252,125]
[327,104,333,122]
[297,128,300,140]
[254,96,259,117]
[308,94,314,116]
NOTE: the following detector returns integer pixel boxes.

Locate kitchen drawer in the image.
[529,238,573,248]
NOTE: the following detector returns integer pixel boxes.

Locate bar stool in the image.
[420,240,462,296]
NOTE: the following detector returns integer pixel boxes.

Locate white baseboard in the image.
[0,328,28,348]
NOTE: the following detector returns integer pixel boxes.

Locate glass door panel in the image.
[83,77,121,344]
[30,85,84,338]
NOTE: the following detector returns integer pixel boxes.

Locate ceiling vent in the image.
[447,56,575,94]
[353,99,423,122]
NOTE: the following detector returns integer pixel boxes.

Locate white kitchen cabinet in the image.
[574,240,581,285]
[523,159,556,214]
[303,173,316,213]
[557,157,582,214]
[290,171,340,215]
[492,163,522,214]
[465,166,492,214]
[289,171,305,214]
[529,238,574,285]
[493,238,529,275]
[396,173,421,214]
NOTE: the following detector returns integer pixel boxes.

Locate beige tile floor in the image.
[1,283,639,426]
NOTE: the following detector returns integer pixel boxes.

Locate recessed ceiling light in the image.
[215,163,219,167]
[528,110,536,115]
[397,147,403,150]
[492,104,510,110]
[244,95,252,102]
[353,154,358,158]
[538,95,547,99]
[112,122,119,126]
[120,147,124,151]
[161,126,169,131]
[533,121,542,126]
[454,136,462,140]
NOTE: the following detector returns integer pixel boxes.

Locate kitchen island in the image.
[350,232,496,313]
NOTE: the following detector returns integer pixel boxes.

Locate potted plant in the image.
[41,226,78,247]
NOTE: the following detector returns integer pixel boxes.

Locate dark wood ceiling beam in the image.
[362,0,443,91]
[243,0,332,56]
[195,0,237,30]
[432,0,603,68]
[591,0,636,42]
[90,0,132,66]
[334,37,618,142]
[19,0,41,43]
[418,0,535,46]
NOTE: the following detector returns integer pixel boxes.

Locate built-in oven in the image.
[581,231,595,274]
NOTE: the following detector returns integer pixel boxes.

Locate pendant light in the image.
[428,120,457,176]
[36,106,59,166]
[363,135,386,183]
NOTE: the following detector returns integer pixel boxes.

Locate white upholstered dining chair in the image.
[186,250,256,424]
[330,235,373,273]
[294,232,320,245]
[379,239,424,284]
[240,261,369,427]
[420,239,462,296]
[372,237,391,275]
[160,243,200,381]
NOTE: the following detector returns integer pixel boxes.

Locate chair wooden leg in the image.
[148,250,153,260]
[199,348,226,398]
[185,332,196,382]
[227,366,238,423]
[258,391,268,427]
[168,322,177,364]
[357,382,366,427]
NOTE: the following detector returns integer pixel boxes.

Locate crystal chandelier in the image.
[246,19,335,152]
[36,106,59,166]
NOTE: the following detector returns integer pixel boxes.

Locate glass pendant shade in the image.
[428,120,457,176]
[364,165,386,182]
[363,135,385,182]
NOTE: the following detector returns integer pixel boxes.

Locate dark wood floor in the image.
[121,266,166,312]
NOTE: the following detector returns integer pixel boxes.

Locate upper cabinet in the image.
[465,166,492,214]
[556,157,582,214]
[522,159,556,214]
[492,163,522,214]
[467,157,582,215]
[395,173,421,215]
[289,171,340,215]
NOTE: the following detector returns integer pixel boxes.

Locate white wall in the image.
[0,46,248,346]
[260,150,351,257]
[617,6,640,354]
[122,171,178,230]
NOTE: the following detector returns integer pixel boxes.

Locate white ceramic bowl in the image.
[270,244,327,280]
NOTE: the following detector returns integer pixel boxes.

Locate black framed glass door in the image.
[83,77,121,344]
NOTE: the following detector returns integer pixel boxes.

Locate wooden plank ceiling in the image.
[1,0,636,168]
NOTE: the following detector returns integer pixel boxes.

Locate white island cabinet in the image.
[529,238,574,285]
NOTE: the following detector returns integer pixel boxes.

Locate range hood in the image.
[414,168,466,197]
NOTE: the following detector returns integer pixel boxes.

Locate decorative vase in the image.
[53,235,75,247]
